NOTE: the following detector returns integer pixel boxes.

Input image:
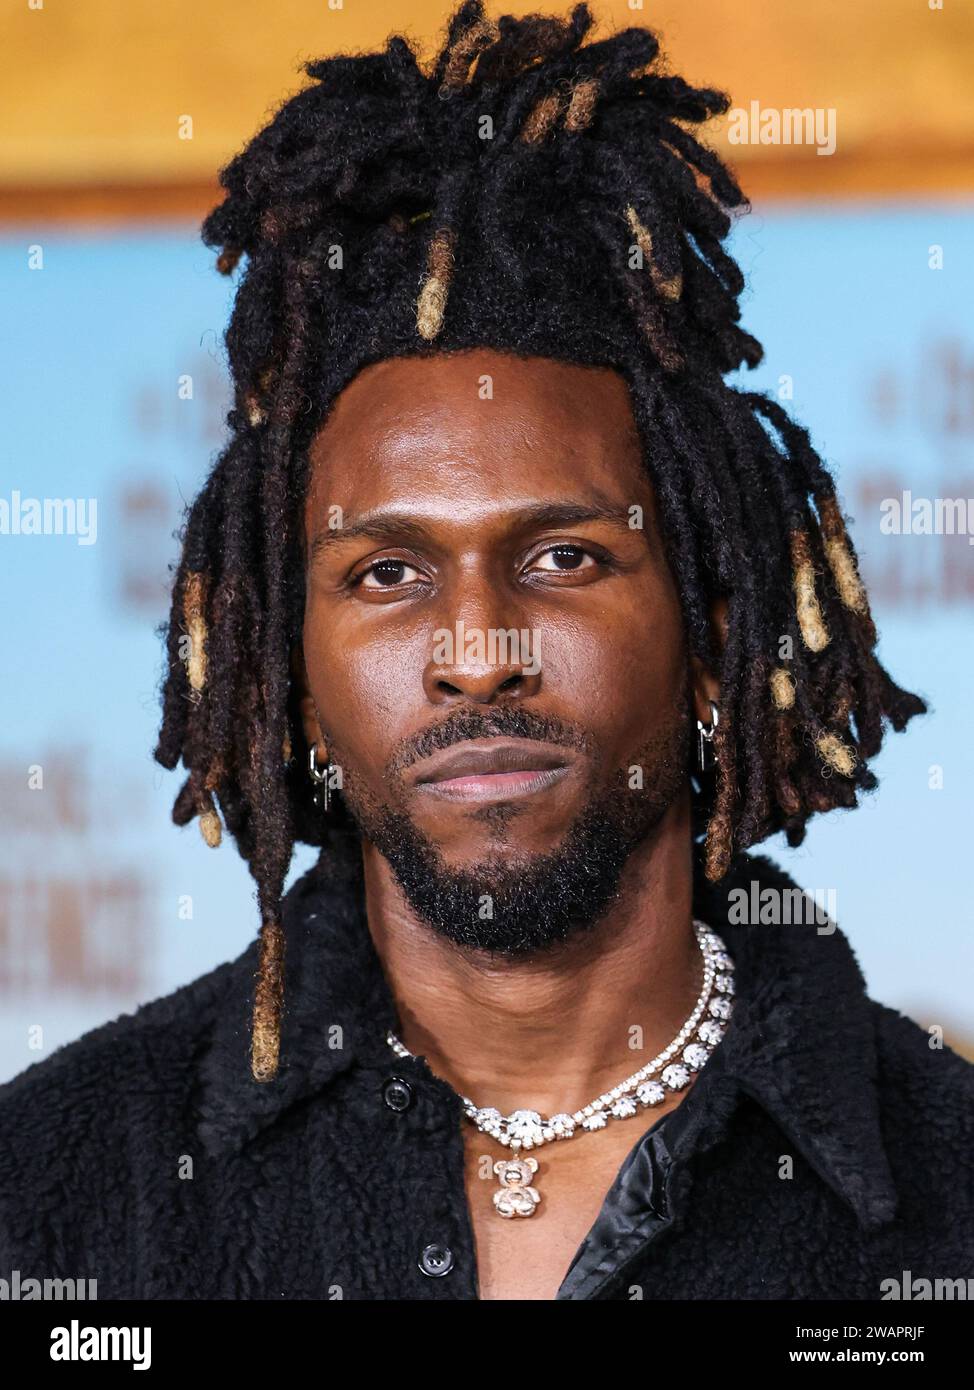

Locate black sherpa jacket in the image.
[1,832,972,1301]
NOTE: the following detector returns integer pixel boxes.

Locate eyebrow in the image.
[309,498,639,563]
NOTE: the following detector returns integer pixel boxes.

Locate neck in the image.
[360,794,701,1118]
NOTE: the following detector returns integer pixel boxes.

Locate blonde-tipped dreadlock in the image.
[181,572,225,847]
[815,731,857,777]
[769,667,796,711]
[624,204,683,302]
[565,77,599,132]
[154,0,927,1083]
[703,717,736,882]
[520,76,599,142]
[198,756,225,847]
[197,804,222,847]
[438,12,499,93]
[520,90,566,142]
[790,529,830,652]
[817,492,872,622]
[183,570,208,693]
[416,226,457,340]
[252,917,286,1082]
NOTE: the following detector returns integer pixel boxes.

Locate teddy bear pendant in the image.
[492,1155,541,1218]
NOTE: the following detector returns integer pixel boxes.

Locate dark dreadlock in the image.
[153,0,926,1083]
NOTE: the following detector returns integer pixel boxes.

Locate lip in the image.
[410,738,574,804]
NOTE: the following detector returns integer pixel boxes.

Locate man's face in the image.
[296,348,717,953]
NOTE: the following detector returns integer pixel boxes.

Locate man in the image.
[1,1,971,1303]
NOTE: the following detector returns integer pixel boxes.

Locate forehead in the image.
[304,349,649,520]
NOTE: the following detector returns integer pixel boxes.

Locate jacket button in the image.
[418,1243,454,1278]
[382,1076,414,1112]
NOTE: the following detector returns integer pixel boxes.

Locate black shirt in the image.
[1,830,971,1300]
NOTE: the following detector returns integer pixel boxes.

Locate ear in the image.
[688,594,726,726]
[289,643,327,760]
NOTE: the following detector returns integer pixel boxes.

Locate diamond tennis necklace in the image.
[386,920,735,1218]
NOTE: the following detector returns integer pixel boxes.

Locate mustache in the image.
[386,706,594,777]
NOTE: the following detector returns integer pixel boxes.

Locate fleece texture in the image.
[1,831,971,1300]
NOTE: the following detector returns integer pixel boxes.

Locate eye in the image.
[528,544,599,574]
[357,558,423,589]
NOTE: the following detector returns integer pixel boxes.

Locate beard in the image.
[330,703,692,957]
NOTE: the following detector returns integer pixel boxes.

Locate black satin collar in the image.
[555,1043,737,1299]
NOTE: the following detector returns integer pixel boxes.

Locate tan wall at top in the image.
[2,0,974,203]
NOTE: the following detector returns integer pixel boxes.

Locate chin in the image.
[418,817,580,873]
[411,790,584,853]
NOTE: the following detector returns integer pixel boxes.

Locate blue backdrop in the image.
[1,206,971,1083]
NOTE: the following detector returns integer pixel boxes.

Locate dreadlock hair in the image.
[153,0,927,1083]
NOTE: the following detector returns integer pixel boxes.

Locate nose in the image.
[422,616,542,706]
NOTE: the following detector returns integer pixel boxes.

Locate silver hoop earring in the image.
[696,701,719,773]
[308,743,331,812]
